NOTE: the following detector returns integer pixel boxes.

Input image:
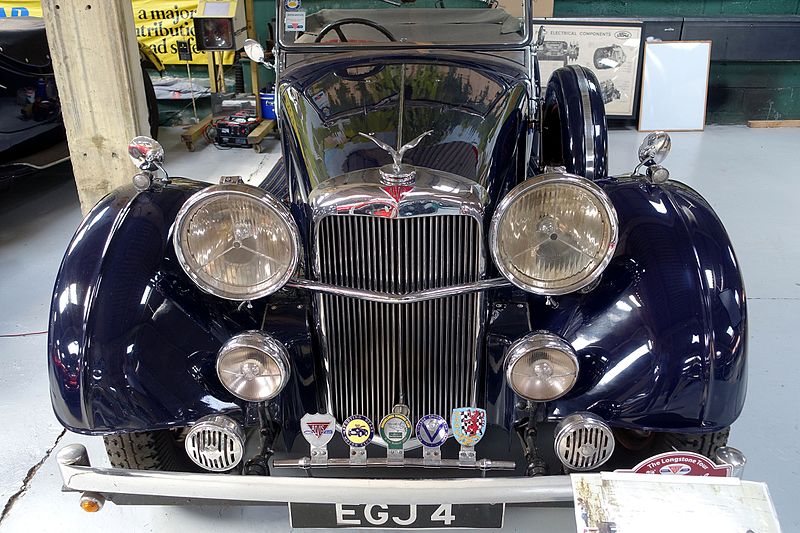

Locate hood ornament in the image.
[358,130,433,184]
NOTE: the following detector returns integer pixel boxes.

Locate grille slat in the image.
[317,215,481,423]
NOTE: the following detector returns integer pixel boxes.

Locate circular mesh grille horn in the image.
[554,412,615,471]
[184,414,245,472]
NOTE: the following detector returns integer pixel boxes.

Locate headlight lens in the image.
[505,332,579,401]
[490,173,618,295]
[173,184,300,300]
[216,331,290,402]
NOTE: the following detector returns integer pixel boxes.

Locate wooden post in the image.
[245,0,262,118]
[41,0,149,214]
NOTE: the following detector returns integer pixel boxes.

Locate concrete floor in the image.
[0,125,796,531]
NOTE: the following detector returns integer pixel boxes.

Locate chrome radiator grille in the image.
[316,215,483,423]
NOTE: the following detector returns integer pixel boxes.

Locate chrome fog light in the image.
[554,412,615,471]
[216,331,290,402]
[505,333,578,401]
[184,414,245,471]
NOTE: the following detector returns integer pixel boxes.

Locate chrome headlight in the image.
[490,173,618,295]
[505,332,579,401]
[173,184,300,300]
[216,331,290,402]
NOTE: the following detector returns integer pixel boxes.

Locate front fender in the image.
[48,179,317,435]
[544,177,747,431]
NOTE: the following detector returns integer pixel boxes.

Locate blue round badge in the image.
[415,414,449,448]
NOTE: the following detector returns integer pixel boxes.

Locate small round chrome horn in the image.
[243,38,266,64]
[635,132,672,184]
[638,131,671,167]
[128,136,164,171]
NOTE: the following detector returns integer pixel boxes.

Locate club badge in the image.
[379,413,412,449]
[415,414,449,466]
[285,0,301,9]
[451,407,486,447]
[301,413,335,446]
[452,407,486,466]
[416,414,449,448]
[300,413,335,465]
[342,414,374,447]
[342,414,373,465]
[379,413,412,464]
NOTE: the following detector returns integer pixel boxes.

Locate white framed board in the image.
[638,41,712,131]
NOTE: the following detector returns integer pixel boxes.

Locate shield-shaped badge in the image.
[300,413,335,447]
[451,407,486,447]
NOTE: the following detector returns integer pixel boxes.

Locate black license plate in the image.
[289,503,504,529]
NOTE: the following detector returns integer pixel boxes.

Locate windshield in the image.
[278,0,531,49]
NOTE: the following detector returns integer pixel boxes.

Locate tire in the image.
[541,65,608,180]
[650,427,730,459]
[615,427,730,466]
[103,430,197,471]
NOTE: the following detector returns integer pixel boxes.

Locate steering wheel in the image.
[314,18,397,43]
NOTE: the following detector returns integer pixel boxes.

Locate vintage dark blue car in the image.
[50,0,746,524]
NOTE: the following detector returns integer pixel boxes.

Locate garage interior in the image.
[1,0,798,531]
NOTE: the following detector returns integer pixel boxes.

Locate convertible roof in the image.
[297,8,524,44]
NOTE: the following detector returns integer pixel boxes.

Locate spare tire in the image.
[541,65,608,180]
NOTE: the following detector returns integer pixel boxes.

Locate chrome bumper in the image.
[57,444,574,506]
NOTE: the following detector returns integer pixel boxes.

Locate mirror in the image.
[128,136,164,171]
[536,26,546,48]
[243,38,265,64]
[638,131,672,166]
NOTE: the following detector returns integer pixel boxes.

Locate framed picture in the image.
[534,20,644,118]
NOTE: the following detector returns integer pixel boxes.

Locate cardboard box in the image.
[498,0,554,19]
[535,0,554,18]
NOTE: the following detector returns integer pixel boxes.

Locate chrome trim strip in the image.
[58,444,573,505]
[287,278,511,304]
[573,66,596,181]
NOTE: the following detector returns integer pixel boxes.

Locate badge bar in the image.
[273,456,515,470]
[281,407,510,471]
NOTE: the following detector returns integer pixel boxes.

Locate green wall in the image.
[554,0,800,123]
[554,0,800,17]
